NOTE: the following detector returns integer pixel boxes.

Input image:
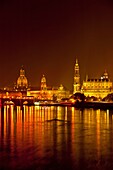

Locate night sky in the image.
[0,0,113,90]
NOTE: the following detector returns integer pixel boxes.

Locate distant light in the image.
[34,102,40,105]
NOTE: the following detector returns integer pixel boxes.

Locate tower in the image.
[73,58,80,94]
[41,75,47,90]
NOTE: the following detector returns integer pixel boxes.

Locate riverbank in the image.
[34,100,113,110]
[74,101,113,110]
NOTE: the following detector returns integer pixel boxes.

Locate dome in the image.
[17,66,28,89]
[59,84,64,91]
[102,70,109,80]
[17,76,28,87]
[41,75,46,83]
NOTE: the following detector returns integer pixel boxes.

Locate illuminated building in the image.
[41,75,47,90]
[27,75,70,101]
[0,66,29,98]
[73,58,80,94]
[1,59,112,100]
[15,66,28,91]
[0,89,22,98]
[81,70,113,98]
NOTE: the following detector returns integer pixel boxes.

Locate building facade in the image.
[27,75,70,101]
[81,70,113,99]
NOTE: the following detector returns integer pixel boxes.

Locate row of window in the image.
[83,86,111,89]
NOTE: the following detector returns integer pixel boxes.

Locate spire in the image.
[41,75,46,83]
[73,58,80,93]
[20,65,25,77]
[76,58,78,65]
[86,74,88,81]
[21,65,24,69]
[41,74,47,90]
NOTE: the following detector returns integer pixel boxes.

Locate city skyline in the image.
[1,60,112,93]
[0,0,113,90]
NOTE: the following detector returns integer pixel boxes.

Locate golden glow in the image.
[96,109,101,157]
[1,105,113,165]
[82,74,113,98]
[17,67,28,88]
[70,98,75,103]
[73,58,80,93]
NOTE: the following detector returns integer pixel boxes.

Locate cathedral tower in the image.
[41,75,47,90]
[73,58,80,94]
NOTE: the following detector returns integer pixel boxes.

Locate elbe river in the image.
[0,105,113,170]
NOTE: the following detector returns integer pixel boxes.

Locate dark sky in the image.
[0,0,113,90]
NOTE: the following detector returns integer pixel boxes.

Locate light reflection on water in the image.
[1,106,113,170]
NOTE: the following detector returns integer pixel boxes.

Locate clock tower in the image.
[73,58,80,94]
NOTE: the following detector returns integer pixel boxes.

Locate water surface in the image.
[0,105,113,170]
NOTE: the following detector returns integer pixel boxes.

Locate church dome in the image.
[101,70,109,80]
[59,84,64,91]
[41,75,46,83]
[17,76,28,87]
[17,66,28,89]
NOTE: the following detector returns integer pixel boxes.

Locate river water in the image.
[0,105,113,170]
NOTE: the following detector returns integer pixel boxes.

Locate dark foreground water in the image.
[1,105,113,170]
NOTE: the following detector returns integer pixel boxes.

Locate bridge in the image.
[0,96,34,106]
